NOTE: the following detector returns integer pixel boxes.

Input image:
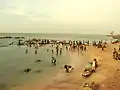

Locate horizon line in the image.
[0,32,107,35]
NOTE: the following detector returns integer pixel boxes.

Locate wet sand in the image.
[11,43,120,90]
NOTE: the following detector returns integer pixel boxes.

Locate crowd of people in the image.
[19,38,120,74]
[23,39,90,57]
[21,38,90,73]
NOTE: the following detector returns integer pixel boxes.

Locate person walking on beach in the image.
[119,45,120,52]
[68,45,70,50]
[101,45,104,51]
[51,57,56,66]
[113,49,116,59]
[77,45,80,54]
[81,45,84,51]
[116,51,119,60]
[113,48,118,59]
[84,45,87,51]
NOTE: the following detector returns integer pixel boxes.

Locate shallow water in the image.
[0,44,70,89]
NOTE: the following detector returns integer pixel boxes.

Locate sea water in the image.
[0,33,111,90]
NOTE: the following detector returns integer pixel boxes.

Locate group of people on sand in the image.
[93,40,107,51]
[113,46,120,60]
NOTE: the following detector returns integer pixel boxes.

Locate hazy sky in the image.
[0,0,120,34]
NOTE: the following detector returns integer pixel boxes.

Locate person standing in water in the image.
[56,45,59,55]
[35,49,38,54]
[51,57,56,66]
[60,48,62,55]
[51,49,54,54]
[66,45,68,50]
[47,48,49,52]
[25,49,28,54]
[56,48,59,56]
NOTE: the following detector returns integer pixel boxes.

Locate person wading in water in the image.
[35,49,38,55]
[51,49,54,54]
[51,57,56,66]
[25,49,28,54]
[56,47,59,56]
[60,48,62,55]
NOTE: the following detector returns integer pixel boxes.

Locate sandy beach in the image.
[1,0,120,89]
[10,42,120,90]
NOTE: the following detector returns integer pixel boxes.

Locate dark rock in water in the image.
[36,60,42,62]
[24,68,31,73]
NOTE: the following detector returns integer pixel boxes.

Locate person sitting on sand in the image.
[51,57,56,66]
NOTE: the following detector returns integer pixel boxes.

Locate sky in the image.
[0,0,120,34]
